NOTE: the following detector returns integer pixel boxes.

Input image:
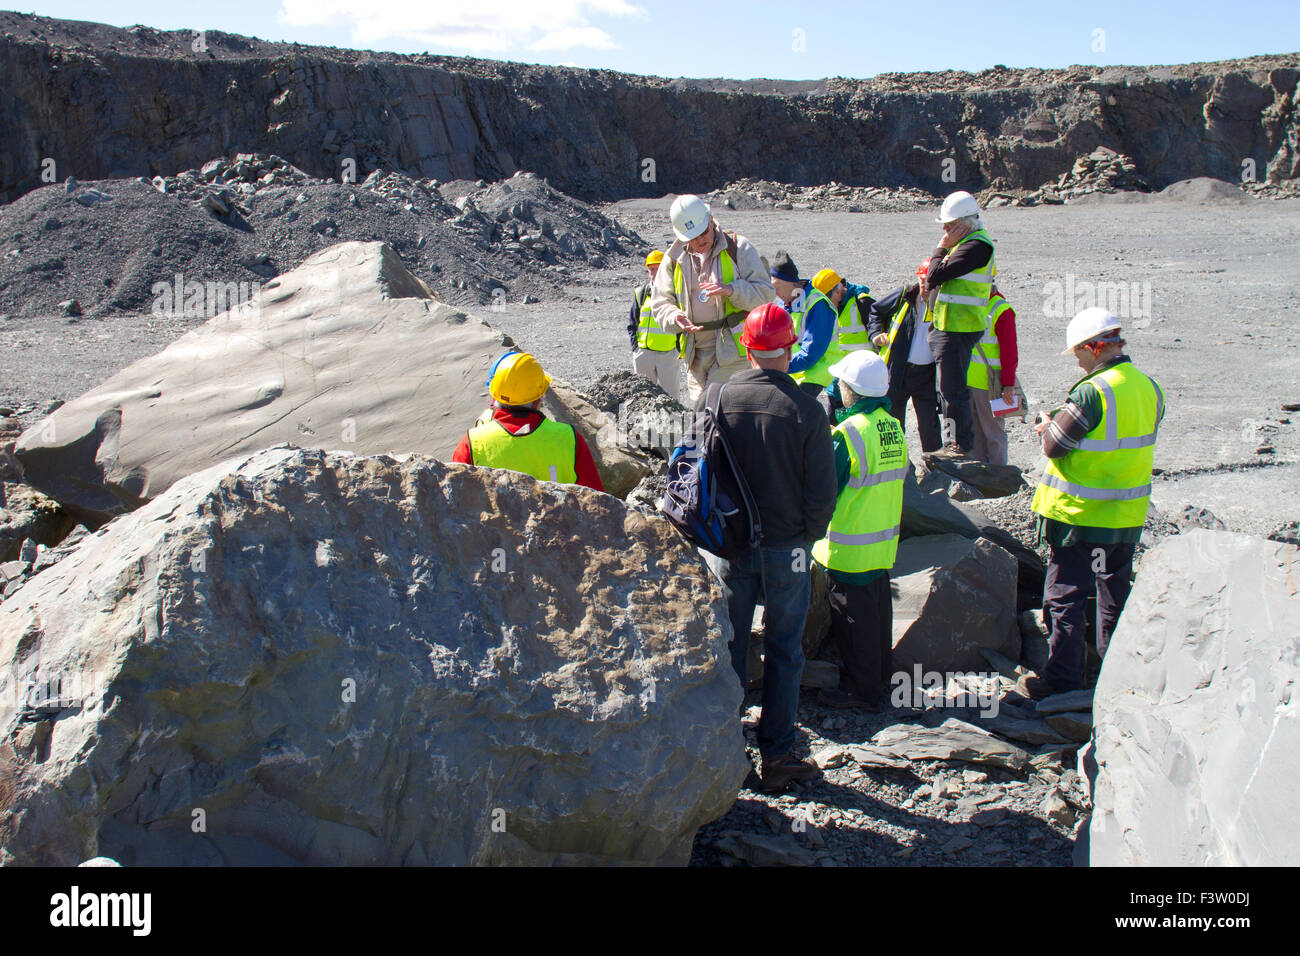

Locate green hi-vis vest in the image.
[635,285,677,352]
[672,250,744,357]
[790,287,835,386]
[793,291,872,388]
[931,229,995,333]
[967,295,1012,390]
[1031,362,1165,530]
[812,407,909,573]
[467,417,578,484]
[877,298,912,366]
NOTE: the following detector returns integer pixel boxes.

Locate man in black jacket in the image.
[702,302,838,793]
[867,274,942,453]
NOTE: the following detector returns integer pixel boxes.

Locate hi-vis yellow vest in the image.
[793,289,872,388]
[877,297,912,365]
[1031,362,1165,529]
[931,229,995,333]
[812,407,909,573]
[635,285,676,352]
[672,251,743,357]
[968,294,1013,390]
[467,417,578,483]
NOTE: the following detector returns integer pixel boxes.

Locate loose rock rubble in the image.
[705,179,937,214]
[0,163,647,319]
[983,147,1152,207]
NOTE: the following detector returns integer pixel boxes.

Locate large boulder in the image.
[902,470,1045,603]
[1085,530,1300,866]
[14,242,651,525]
[0,447,748,866]
[890,534,1021,674]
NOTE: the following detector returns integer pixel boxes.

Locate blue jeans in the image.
[716,544,812,758]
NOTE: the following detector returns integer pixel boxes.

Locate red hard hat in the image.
[740,303,797,352]
[916,257,931,278]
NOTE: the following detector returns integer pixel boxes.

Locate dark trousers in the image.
[929,328,982,450]
[1042,540,1136,692]
[827,572,893,700]
[887,362,942,453]
[719,545,811,758]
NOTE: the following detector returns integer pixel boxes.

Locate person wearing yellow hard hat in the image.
[628,249,679,391]
[452,350,605,491]
[789,266,874,399]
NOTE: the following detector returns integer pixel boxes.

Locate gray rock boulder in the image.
[0,446,748,866]
[15,242,651,525]
[1086,530,1300,866]
[890,534,1021,674]
[902,470,1045,602]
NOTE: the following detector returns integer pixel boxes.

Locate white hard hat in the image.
[670,194,711,242]
[935,191,981,223]
[1063,306,1123,353]
[829,351,890,398]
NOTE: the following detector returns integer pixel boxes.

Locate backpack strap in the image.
[706,383,762,549]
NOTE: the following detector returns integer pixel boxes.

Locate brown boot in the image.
[759,753,821,793]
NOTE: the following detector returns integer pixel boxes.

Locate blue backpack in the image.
[660,383,761,559]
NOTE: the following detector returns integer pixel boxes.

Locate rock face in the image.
[14,241,651,524]
[1086,530,1300,866]
[890,534,1021,674]
[0,447,749,866]
[1,12,1297,204]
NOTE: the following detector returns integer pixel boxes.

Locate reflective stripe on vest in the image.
[968,295,1012,390]
[877,299,911,366]
[672,251,742,357]
[1030,362,1164,529]
[636,284,677,351]
[467,417,578,484]
[932,229,995,333]
[791,286,839,386]
[837,295,870,351]
[811,407,909,573]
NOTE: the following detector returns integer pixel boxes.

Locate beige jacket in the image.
[649,222,774,365]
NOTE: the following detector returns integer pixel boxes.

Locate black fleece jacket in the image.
[698,368,837,548]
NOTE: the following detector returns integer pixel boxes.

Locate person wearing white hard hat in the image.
[920,190,996,458]
[649,194,774,402]
[1012,307,1166,701]
[811,350,908,710]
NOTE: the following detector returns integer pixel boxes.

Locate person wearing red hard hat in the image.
[703,301,837,793]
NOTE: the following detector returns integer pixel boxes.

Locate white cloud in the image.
[278,0,644,54]
[530,26,618,51]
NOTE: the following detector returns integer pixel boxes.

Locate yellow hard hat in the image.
[487,351,550,406]
[812,268,843,296]
[645,250,665,268]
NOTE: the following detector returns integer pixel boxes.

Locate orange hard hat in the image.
[917,258,932,278]
[740,303,797,354]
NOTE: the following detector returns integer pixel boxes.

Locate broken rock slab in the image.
[921,455,1025,499]
[890,534,1021,674]
[1086,530,1300,866]
[0,446,747,866]
[15,241,651,526]
[902,470,1045,600]
[1036,689,1093,715]
[868,717,1031,771]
